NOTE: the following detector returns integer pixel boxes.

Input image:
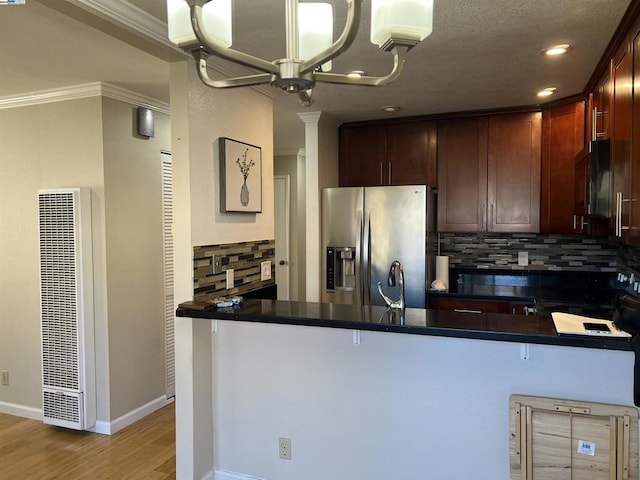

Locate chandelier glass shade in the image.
[167,0,433,105]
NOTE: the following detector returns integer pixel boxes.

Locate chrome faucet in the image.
[377,260,405,310]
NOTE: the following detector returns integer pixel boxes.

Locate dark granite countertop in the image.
[176,298,634,352]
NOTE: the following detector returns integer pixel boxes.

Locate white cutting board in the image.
[551,311,631,337]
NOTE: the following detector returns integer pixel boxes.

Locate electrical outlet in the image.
[1,370,8,386]
[261,261,272,281]
[226,269,234,289]
[279,437,291,460]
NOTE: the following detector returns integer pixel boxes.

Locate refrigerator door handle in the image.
[356,209,364,306]
[363,209,372,306]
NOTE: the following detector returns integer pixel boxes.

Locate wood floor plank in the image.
[0,403,175,479]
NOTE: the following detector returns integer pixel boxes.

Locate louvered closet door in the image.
[161,152,175,399]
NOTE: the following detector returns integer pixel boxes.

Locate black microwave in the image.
[574,139,610,218]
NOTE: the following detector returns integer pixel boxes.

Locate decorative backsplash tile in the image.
[193,239,275,301]
[437,233,619,272]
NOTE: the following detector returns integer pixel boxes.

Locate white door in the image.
[274,175,290,300]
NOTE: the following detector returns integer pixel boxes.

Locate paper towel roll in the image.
[435,255,449,290]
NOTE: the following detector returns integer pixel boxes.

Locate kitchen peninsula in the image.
[176,299,637,480]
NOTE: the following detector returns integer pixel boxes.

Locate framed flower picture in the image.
[219,137,262,213]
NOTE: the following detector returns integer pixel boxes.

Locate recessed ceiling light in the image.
[347,70,365,79]
[537,87,557,97]
[544,44,571,56]
[380,106,401,113]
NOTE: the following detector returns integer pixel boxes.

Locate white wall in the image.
[211,321,635,480]
[0,93,171,428]
[101,97,171,419]
[0,97,106,415]
[171,60,275,479]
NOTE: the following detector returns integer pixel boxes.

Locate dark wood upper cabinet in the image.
[338,121,437,187]
[591,75,612,141]
[541,101,586,234]
[437,117,488,232]
[338,125,387,187]
[438,112,541,233]
[611,42,632,241]
[631,30,640,245]
[487,113,542,233]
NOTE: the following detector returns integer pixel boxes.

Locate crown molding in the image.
[0,82,170,113]
[63,0,177,52]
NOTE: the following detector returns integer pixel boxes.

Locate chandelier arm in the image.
[189,2,279,75]
[194,50,273,88]
[297,89,313,106]
[314,45,408,87]
[299,0,362,75]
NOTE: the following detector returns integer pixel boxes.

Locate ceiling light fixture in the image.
[537,87,557,97]
[544,44,571,56]
[380,105,400,112]
[167,0,434,106]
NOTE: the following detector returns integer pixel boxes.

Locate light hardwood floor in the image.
[0,402,175,479]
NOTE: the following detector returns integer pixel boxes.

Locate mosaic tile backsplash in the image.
[193,239,275,301]
[438,233,619,272]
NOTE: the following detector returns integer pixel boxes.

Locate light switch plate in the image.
[518,251,529,266]
[212,255,223,274]
[226,269,234,289]
[261,261,271,281]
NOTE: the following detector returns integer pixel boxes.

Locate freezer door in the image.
[321,187,364,305]
[365,186,427,308]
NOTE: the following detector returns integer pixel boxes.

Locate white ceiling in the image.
[0,0,632,153]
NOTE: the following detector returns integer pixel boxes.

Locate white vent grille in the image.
[43,389,83,428]
[39,188,95,430]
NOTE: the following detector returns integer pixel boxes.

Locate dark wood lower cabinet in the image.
[430,297,535,315]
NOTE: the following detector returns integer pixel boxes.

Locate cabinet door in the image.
[437,117,488,232]
[488,113,542,232]
[632,32,640,245]
[339,126,387,186]
[429,296,509,314]
[387,121,437,186]
[611,44,632,241]
[591,73,612,141]
[541,102,585,233]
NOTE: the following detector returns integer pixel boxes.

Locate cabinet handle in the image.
[388,163,392,184]
[379,163,384,184]
[592,107,598,142]
[489,203,494,230]
[616,192,630,237]
[454,308,482,314]
[573,214,577,230]
[480,204,485,230]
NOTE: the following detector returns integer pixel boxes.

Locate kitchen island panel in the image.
[196,319,635,480]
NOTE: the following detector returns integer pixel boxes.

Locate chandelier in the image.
[167,0,434,105]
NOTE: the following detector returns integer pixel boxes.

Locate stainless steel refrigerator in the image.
[321,185,435,308]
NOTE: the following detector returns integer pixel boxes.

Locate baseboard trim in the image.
[89,395,173,435]
[0,401,42,420]
[214,469,268,480]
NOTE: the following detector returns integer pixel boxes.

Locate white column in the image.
[171,61,214,480]
[298,111,322,302]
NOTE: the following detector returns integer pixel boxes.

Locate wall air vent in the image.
[38,188,95,430]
